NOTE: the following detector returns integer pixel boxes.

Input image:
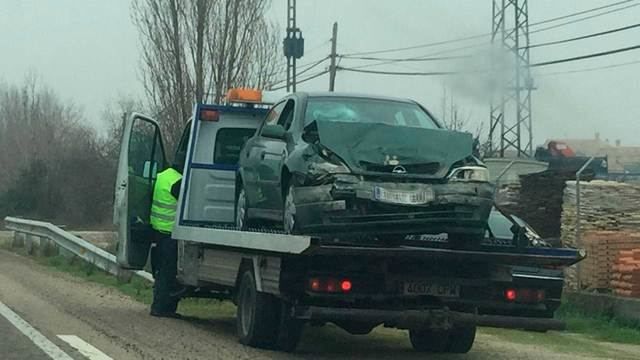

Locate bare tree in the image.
[131,0,281,150]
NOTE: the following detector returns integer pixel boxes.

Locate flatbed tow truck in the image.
[113,90,584,353]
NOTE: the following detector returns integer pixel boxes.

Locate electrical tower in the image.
[284,0,304,92]
[489,0,534,158]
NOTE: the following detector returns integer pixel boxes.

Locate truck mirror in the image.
[302,122,319,144]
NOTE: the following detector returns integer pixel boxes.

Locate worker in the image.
[149,154,185,318]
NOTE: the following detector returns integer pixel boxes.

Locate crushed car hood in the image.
[316,121,474,178]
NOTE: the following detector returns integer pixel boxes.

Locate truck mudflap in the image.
[305,243,585,267]
[296,306,566,332]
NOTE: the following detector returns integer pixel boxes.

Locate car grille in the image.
[359,161,441,175]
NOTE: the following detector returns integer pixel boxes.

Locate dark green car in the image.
[236,92,494,246]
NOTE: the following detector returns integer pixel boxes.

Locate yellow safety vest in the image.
[150,168,182,233]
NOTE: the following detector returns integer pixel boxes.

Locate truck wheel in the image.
[409,329,450,353]
[236,186,250,230]
[274,301,304,352]
[446,325,476,353]
[283,184,299,234]
[236,270,278,348]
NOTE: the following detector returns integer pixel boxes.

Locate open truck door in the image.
[113,113,167,270]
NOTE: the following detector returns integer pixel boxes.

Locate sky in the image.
[1,0,639,147]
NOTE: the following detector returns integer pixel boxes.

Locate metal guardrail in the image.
[3,216,153,283]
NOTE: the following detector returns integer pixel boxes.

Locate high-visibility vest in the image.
[150,168,182,233]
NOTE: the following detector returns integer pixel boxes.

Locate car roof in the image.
[297,91,416,104]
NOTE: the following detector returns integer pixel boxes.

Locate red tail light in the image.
[341,280,352,292]
[504,288,545,303]
[308,277,352,293]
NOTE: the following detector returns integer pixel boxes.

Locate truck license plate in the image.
[404,282,460,297]
[373,187,433,205]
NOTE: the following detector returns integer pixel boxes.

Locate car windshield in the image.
[304,97,439,129]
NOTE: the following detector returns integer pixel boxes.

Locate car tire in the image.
[409,328,450,353]
[283,184,299,234]
[236,270,278,348]
[446,325,476,353]
[236,185,251,230]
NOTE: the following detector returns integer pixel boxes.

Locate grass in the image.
[36,253,235,319]
[556,302,640,345]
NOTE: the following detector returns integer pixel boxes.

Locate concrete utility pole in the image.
[489,0,535,158]
[329,22,338,92]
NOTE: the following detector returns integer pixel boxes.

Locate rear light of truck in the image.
[200,109,220,122]
[308,277,352,294]
[504,288,545,303]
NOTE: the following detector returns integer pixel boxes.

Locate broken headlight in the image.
[447,166,490,182]
[308,145,351,175]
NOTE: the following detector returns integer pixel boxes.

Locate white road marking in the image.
[57,335,113,360]
[0,300,73,360]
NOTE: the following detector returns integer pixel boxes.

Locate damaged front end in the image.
[287,121,495,247]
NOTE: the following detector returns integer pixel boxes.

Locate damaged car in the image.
[236,92,494,245]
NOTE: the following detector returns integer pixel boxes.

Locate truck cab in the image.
[113,89,584,354]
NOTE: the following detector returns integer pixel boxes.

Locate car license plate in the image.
[373,187,433,205]
[404,282,460,297]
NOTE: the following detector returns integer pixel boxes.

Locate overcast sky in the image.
[1,0,639,146]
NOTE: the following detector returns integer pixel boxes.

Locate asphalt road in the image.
[1,248,638,360]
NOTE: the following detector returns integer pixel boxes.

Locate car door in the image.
[241,101,286,215]
[113,113,166,270]
[257,99,296,213]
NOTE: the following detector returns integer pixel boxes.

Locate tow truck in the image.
[113,89,584,353]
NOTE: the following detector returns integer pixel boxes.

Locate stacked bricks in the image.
[611,249,640,298]
[580,231,640,290]
[560,180,640,290]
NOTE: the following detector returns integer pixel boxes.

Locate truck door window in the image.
[214,128,256,165]
[263,101,286,128]
[277,100,295,131]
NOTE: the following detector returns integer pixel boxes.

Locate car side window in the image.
[277,100,295,131]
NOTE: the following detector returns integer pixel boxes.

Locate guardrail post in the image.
[12,231,25,248]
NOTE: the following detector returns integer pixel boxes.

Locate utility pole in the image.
[489,0,534,158]
[284,0,304,92]
[329,22,338,92]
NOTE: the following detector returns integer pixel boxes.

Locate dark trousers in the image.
[150,230,180,314]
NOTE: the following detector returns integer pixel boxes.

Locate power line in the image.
[531,44,640,67]
[536,59,640,76]
[340,54,471,62]
[526,22,640,49]
[339,44,640,76]
[337,67,458,76]
[529,2,640,36]
[270,70,329,91]
[341,0,638,57]
[297,56,329,76]
[529,0,636,26]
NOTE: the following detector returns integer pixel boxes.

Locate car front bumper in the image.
[293,177,494,239]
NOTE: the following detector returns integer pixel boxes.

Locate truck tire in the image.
[236,270,278,348]
[274,301,304,352]
[446,325,476,353]
[409,329,450,353]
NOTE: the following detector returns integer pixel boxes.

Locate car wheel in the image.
[283,184,298,234]
[236,186,250,230]
[236,269,279,348]
[409,328,450,353]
